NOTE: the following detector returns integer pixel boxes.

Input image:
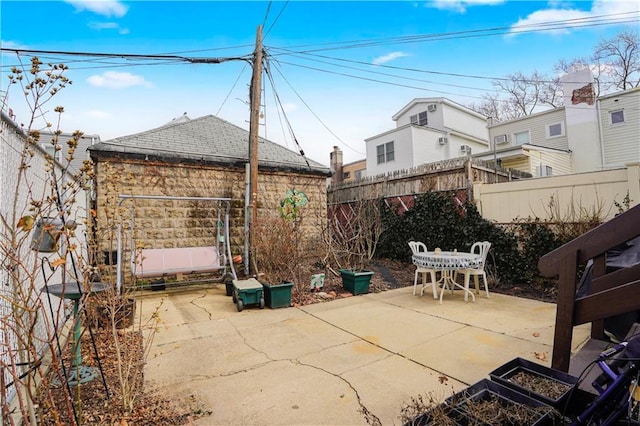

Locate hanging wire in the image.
[266,52,365,156]
[216,63,249,115]
[263,57,310,167]
[264,1,289,39]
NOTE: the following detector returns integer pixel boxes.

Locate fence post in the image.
[627,163,640,209]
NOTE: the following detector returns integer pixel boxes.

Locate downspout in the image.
[596,98,606,170]
[243,163,250,275]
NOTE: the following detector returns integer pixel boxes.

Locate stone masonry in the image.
[93,158,327,280]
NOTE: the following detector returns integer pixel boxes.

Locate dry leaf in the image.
[50,258,66,268]
[17,215,35,232]
[534,352,547,361]
[438,375,448,384]
[532,332,540,337]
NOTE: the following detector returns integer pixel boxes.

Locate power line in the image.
[216,63,249,116]
[0,47,251,64]
[262,1,272,28]
[264,1,289,40]
[263,58,310,167]
[275,58,489,101]
[267,55,365,156]
[266,11,639,54]
[272,50,500,91]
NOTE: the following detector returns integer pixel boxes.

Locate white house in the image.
[483,68,640,177]
[364,98,489,177]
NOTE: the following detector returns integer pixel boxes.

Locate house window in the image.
[410,111,428,126]
[41,144,62,162]
[610,110,625,125]
[343,171,351,179]
[377,141,395,164]
[538,165,553,177]
[354,170,363,180]
[513,130,530,146]
[547,122,564,138]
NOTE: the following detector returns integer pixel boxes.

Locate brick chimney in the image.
[329,146,344,185]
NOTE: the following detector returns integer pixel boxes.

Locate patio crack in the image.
[188,292,213,319]
[223,318,382,424]
[288,358,382,426]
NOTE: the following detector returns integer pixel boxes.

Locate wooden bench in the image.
[132,246,221,279]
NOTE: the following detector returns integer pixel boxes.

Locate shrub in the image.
[377,192,524,284]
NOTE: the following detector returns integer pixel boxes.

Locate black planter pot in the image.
[446,379,554,425]
[489,357,579,408]
[225,281,234,296]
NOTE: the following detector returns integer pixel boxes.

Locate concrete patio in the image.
[138,284,591,425]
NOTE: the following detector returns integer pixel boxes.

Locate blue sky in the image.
[1,1,639,165]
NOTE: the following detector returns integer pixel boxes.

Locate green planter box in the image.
[339,269,374,295]
[262,282,293,309]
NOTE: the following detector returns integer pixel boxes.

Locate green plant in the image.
[253,189,310,304]
[378,191,524,284]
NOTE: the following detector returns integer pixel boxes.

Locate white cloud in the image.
[88,22,117,30]
[372,52,410,65]
[87,71,153,89]
[1,40,25,50]
[65,0,128,18]
[429,0,504,13]
[282,102,298,113]
[509,1,640,36]
[84,110,112,120]
[87,21,130,34]
[510,9,592,36]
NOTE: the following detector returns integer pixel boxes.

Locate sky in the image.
[1,0,639,166]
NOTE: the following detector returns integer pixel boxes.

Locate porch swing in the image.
[115,195,237,292]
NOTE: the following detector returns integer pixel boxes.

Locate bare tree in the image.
[493,71,563,117]
[593,31,640,91]
[470,31,638,122]
[555,31,640,96]
[469,71,562,121]
[467,93,509,121]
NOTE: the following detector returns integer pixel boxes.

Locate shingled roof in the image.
[89,115,330,176]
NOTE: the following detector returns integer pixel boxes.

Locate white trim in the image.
[609,109,625,126]
[513,130,530,146]
[546,121,565,139]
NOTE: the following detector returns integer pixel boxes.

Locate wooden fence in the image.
[328,157,529,204]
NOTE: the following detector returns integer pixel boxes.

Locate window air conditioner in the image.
[427,104,437,112]
[494,134,510,145]
[438,137,448,145]
[460,145,471,154]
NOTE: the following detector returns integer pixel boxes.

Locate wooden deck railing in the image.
[538,203,640,372]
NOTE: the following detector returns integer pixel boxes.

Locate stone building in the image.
[88,114,330,280]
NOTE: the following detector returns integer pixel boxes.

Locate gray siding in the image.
[489,108,568,150]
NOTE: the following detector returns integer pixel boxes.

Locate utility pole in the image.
[248,25,263,275]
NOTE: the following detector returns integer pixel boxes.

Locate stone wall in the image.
[93,158,327,278]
